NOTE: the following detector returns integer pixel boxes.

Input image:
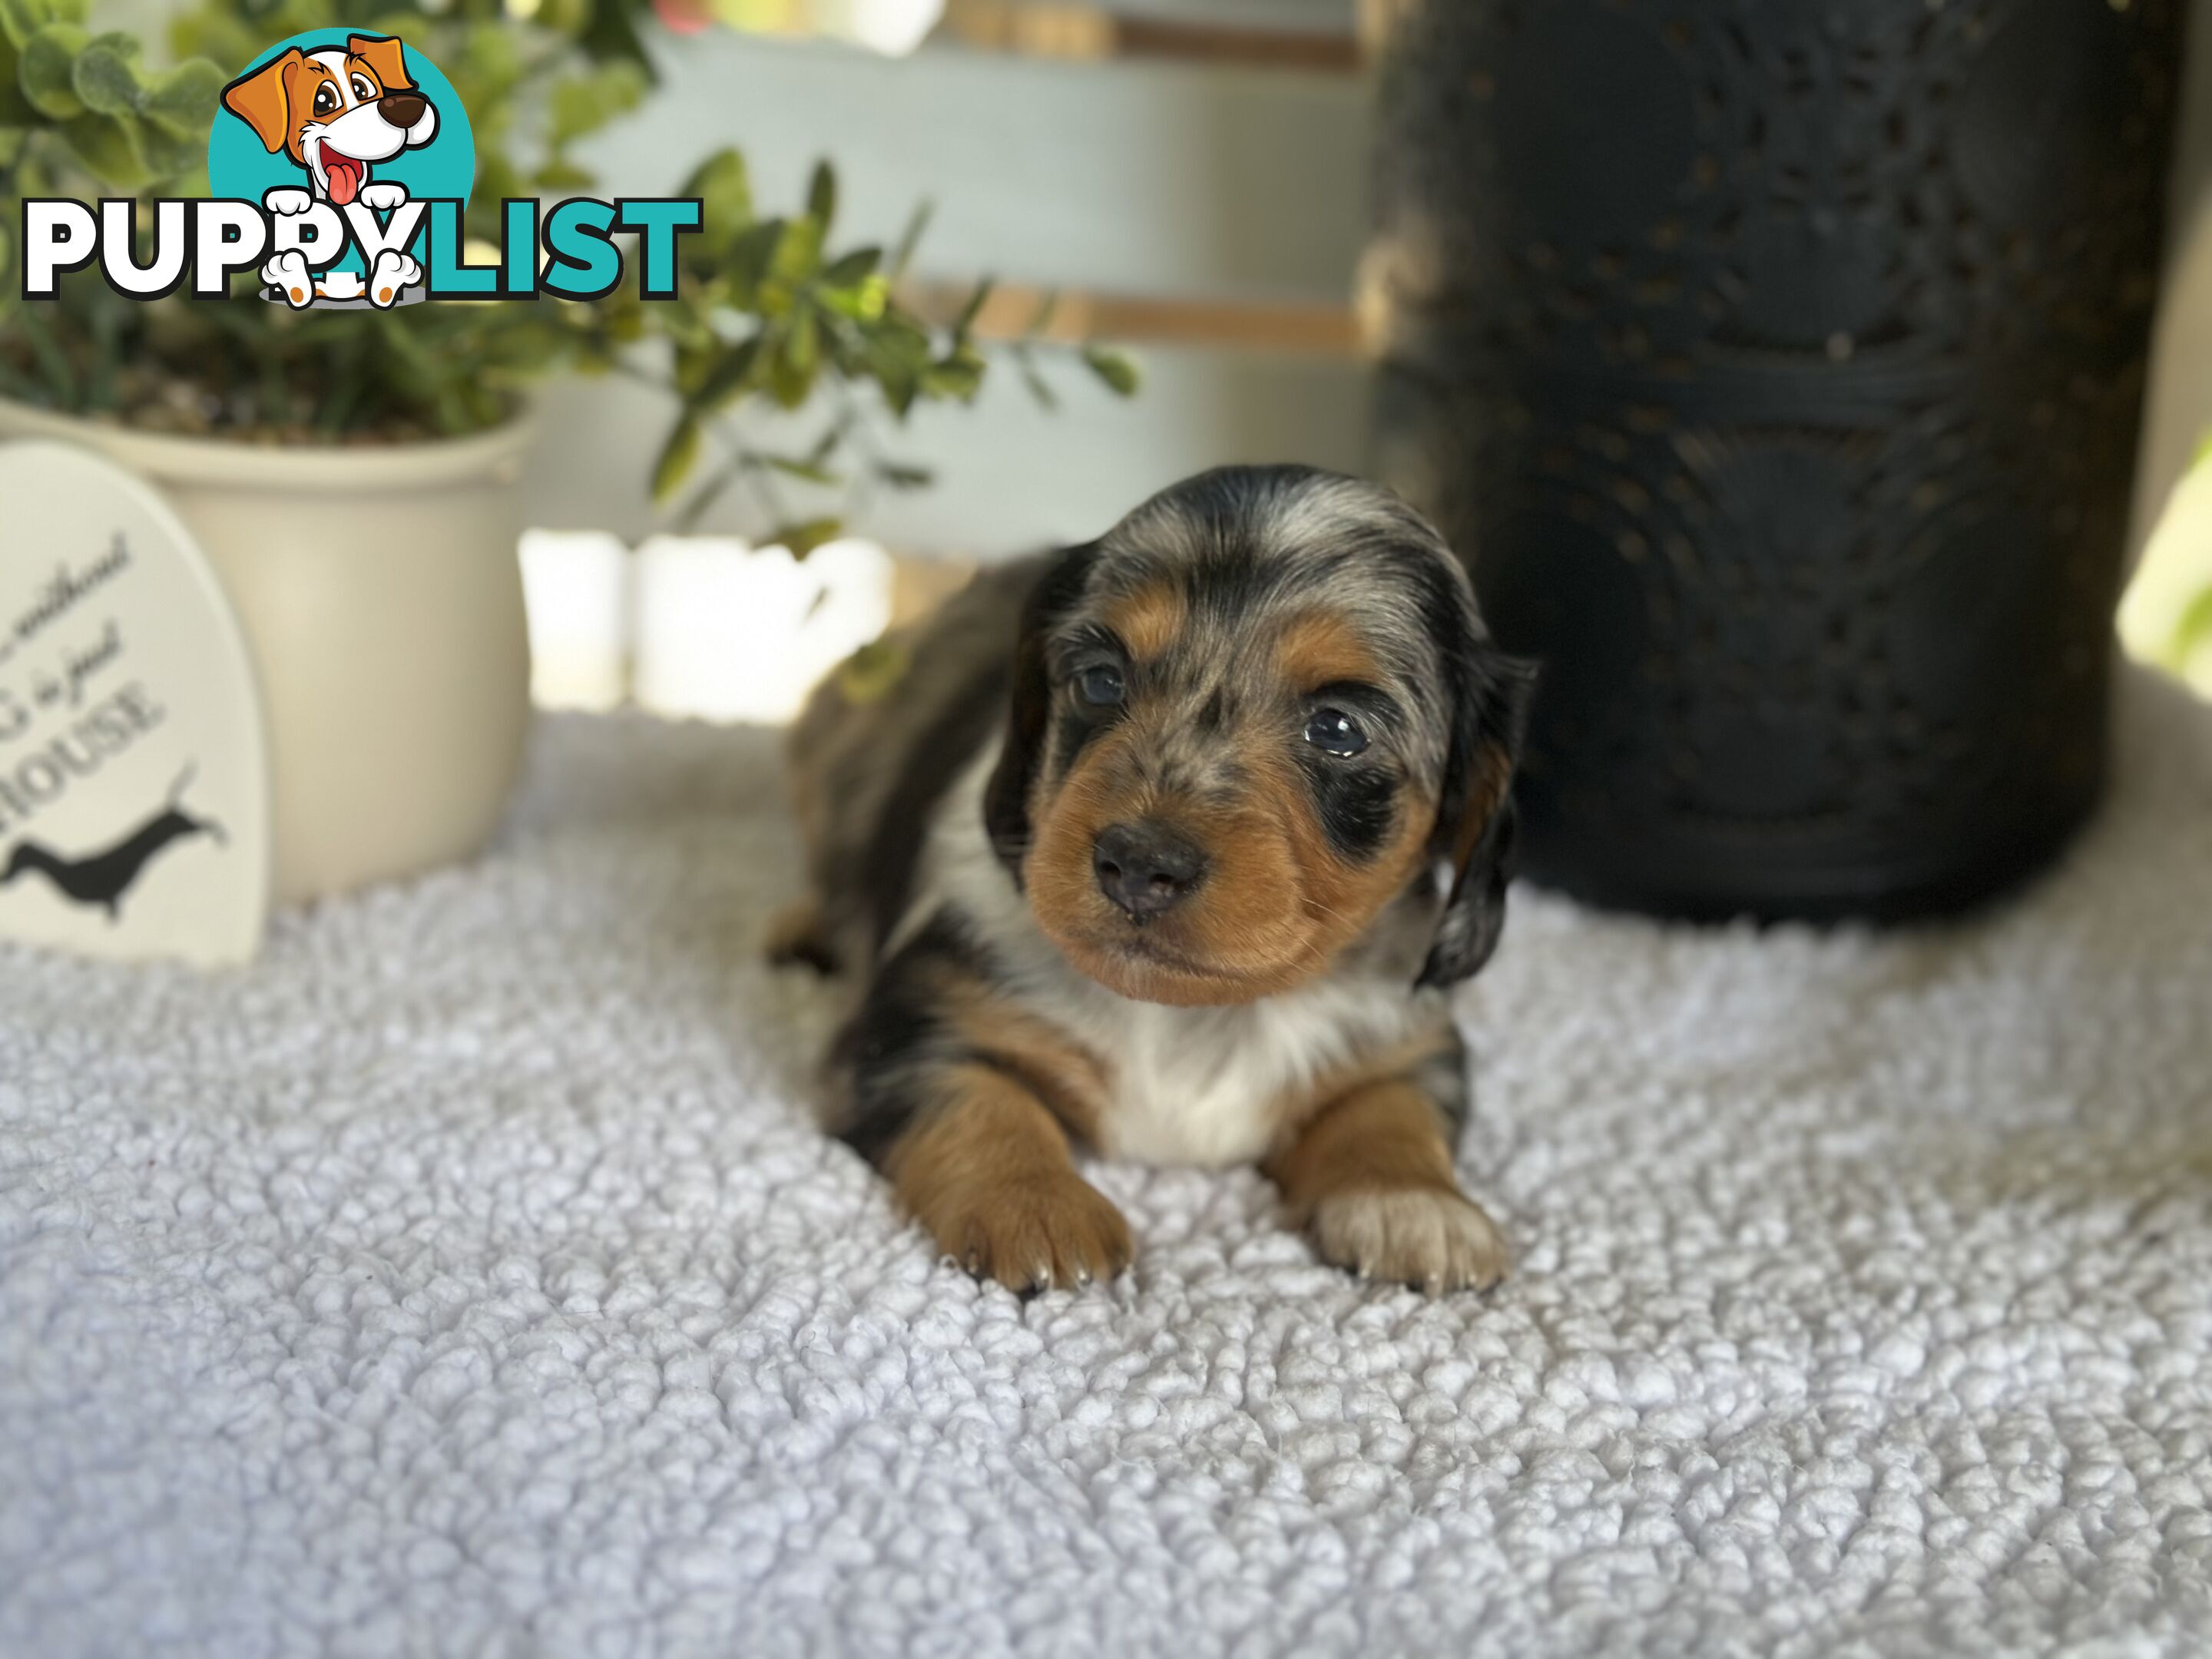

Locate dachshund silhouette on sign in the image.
[1,766,226,919]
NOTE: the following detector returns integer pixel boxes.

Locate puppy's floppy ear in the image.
[984,543,1098,881]
[346,34,415,93]
[221,50,303,154]
[1417,630,1538,990]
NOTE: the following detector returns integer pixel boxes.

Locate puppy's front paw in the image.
[916,1171,1132,1294]
[261,250,313,308]
[263,187,313,216]
[358,181,409,213]
[1310,1185,1508,1293]
[366,249,421,307]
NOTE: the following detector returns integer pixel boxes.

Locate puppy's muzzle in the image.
[1093,821,1207,919]
[378,90,428,127]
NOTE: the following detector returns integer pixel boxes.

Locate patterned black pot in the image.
[1369,0,2187,922]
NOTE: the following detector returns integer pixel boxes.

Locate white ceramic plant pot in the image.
[0,399,533,906]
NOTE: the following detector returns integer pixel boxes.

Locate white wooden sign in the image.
[0,441,270,965]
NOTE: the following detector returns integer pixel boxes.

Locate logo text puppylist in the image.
[17,30,700,310]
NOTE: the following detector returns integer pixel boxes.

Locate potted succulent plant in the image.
[0,0,1133,902]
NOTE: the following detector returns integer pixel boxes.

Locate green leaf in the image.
[2173,584,2212,663]
[1081,345,1140,396]
[820,247,879,288]
[20,22,90,120]
[141,57,221,137]
[1015,351,1058,411]
[671,340,716,400]
[459,22,525,98]
[71,31,143,118]
[767,517,843,558]
[952,278,992,338]
[763,214,823,302]
[804,421,847,467]
[0,0,44,51]
[679,147,753,247]
[58,109,150,187]
[836,638,910,702]
[530,0,593,37]
[724,217,784,303]
[652,415,704,504]
[769,309,820,407]
[578,0,657,75]
[919,343,985,402]
[137,114,201,179]
[533,159,596,192]
[475,154,527,213]
[550,60,646,145]
[763,455,839,485]
[887,200,932,280]
[806,160,836,232]
[165,8,252,72]
[860,316,933,416]
[695,336,762,411]
[0,35,32,123]
[816,274,888,323]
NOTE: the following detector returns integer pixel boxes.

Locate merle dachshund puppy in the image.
[773,467,1533,1293]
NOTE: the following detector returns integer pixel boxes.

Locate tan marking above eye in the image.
[1100,582,1187,662]
[1275,609,1382,694]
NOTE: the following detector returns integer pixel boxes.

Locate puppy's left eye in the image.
[351,75,376,101]
[1077,666,1125,707]
[1304,708,1369,757]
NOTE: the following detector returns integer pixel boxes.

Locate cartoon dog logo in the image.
[220,34,434,309]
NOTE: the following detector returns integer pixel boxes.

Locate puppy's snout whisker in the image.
[378,90,427,126]
[1093,821,1207,919]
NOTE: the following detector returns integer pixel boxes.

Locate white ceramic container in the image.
[0,399,533,904]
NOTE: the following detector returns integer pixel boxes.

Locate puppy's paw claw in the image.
[922,1171,1132,1294]
[263,187,313,217]
[358,182,409,213]
[1310,1185,1509,1293]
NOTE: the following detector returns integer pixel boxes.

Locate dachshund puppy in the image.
[777,466,1532,1293]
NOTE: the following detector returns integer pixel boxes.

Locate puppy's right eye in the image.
[313,84,338,114]
[1076,666,1125,707]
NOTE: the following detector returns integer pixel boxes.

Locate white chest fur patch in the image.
[899,747,1426,1169]
[1081,982,1421,1167]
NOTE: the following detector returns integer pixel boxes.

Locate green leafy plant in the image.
[0,0,1137,551]
[2118,432,2212,697]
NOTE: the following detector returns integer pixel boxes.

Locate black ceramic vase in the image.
[1369,0,2187,922]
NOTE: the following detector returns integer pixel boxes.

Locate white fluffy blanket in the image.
[5,674,2212,1659]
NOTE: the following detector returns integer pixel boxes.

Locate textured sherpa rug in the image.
[5,673,2212,1659]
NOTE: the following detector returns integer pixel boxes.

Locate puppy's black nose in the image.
[379,91,427,127]
[1093,821,1207,919]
